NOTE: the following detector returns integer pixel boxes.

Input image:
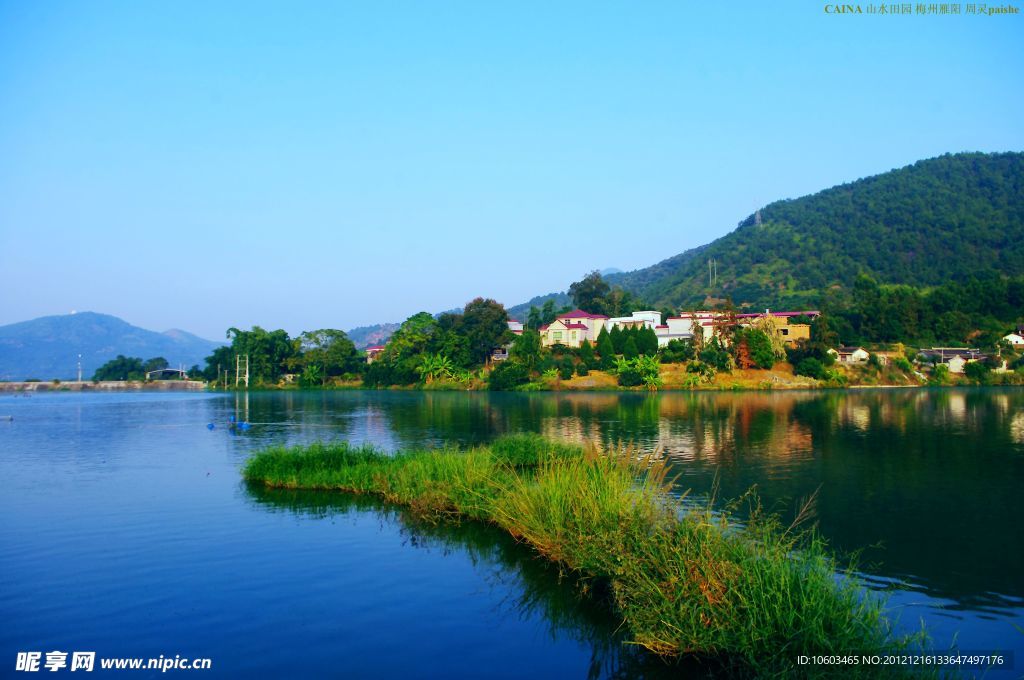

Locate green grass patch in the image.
[244,435,924,677]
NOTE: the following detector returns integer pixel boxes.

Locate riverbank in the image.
[243,434,920,677]
[0,380,207,392]
[210,362,1024,392]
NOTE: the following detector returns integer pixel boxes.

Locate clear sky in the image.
[1,2,1021,340]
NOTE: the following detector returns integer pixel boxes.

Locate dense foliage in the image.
[824,273,1024,346]
[364,298,512,387]
[201,326,358,387]
[605,152,1024,341]
[93,355,165,381]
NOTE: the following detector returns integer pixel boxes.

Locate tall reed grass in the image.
[244,433,922,677]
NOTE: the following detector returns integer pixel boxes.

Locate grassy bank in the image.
[244,435,918,677]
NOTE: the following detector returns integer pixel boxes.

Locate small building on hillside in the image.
[507,319,524,336]
[1003,332,1024,347]
[735,310,818,347]
[606,310,661,331]
[829,346,870,364]
[919,348,987,374]
[655,316,698,347]
[365,346,386,364]
[539,309,608,348]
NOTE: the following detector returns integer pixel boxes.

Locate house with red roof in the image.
[364,345,386,364]
[539,309,608,348]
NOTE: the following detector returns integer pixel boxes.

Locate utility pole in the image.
[235,354,249,389]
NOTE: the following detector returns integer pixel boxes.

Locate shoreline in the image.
[0,380,207,392]
[4,381,1017,394]
[242,434,918,676]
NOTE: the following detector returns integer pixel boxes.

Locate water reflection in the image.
[230,389,1024,614]
[244,484,712,680]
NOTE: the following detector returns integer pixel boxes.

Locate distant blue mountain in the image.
[0,312,225,381]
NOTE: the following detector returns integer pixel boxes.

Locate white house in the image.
[605,310,661,332]
[654,316,696,347]
[829,346,870,364]
[1003,332,1024,347]
[919,348,986,374]
[507,319,524,335]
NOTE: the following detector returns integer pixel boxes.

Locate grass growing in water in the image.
[244,434,921,677]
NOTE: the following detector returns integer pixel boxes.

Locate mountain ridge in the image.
[0,312,225,381]
[347,151,1024,343]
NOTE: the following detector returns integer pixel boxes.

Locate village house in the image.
[919,348,987,374]
[656,311,724,346]
[653,309,819,348]
[538,309,608,348]
[605,310,661,331]
[829,346,870,364]
[365,345,386,363]
[491,319,524,361]
[1002,328,1024,346]
[735,310,817,347]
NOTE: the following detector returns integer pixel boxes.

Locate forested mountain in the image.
[506,292,572,322]
[346,152,1022,347]
[606,152,1024,310]
[0,312,224,381]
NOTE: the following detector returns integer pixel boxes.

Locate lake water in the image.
[2,389,1022,677]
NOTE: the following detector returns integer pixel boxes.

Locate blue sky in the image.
[1,2,1021,340]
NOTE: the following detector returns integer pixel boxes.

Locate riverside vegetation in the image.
[244,434,928,678]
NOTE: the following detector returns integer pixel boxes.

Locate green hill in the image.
[607,152,1024,311]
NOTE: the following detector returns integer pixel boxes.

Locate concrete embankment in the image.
[0,380,207,392]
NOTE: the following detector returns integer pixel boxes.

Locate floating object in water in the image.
[0,415,12,421]
[238,421,251,431]
[229,415,236,423]
[206,423,215,430]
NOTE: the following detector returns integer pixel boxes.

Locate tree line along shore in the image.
[71,270,1024,392]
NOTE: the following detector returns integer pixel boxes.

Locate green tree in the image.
[963,360,991,384]
[795,357,826,380]
[578,339,595,367]
[489,362,531,391]
[596,327,615,369]
[569,270,611,315]
[226,326,296,384]
[660,339,695,363]
[540,299,557,325]
[737,328,776,369]
[700,338,733,372]
[461,297,512,365]
[93,355,145,381]
[610,325,624,354]
[637,327,659,356]
[622,336,639,360]
[297,329,360,382]
[510,330,542,371]
[527,306,542,330]
[143,357,169,374]
[201,345,234,383]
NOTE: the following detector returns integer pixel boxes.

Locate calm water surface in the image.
[2,389,1022,678]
